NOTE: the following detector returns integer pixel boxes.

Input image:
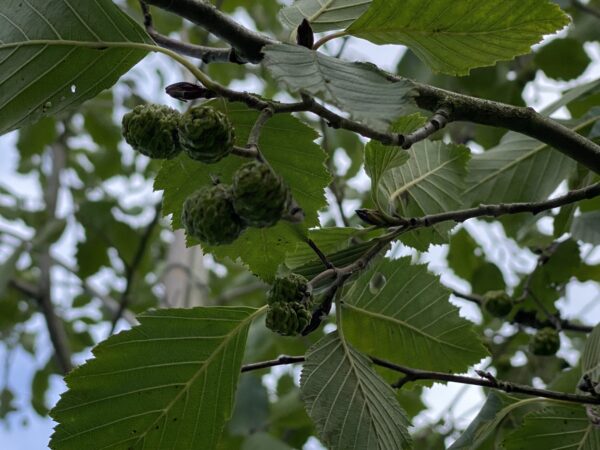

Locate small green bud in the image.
[483,290,513,318]
[529,327,560,356]
[178,106,234,163]
[122,104,181,159]
[181,184,245,246]
[232,161,291,227]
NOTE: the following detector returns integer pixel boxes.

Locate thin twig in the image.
[312,31,347,51]
[231,145,259,158]
[247,107,274,156]
[240,354,600,405]
[452,290,594,333]
[373,357,600,405]
[139,1,234,63]
[306,238,334,269]
[37,136,72,375]
[109,203,161,334]
[303,95,405,146]
[370,182,600,228]
[402,106,452,149]
[144,0,274,62]
[148,0,600,173]
[241,355,305,373]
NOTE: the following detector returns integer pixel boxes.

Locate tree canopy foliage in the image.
[0,0,600,449]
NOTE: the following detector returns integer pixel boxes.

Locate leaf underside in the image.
[301,332,412,450]
[0,0,150,136]
[263,43,416,131]
[279,0,370,32]
[504,404,600,449]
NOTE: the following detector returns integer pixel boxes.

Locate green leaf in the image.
[50,306,259,450]
[582,324,600,386]
[572,211,600,245]
[535,38,591,81]
[341,257,488,374]
[465,133,577,205]
[365,114,438,210]
[0,0,151,136]
[376,140,470,250]
[300,332,411,450]
[155,101,330,281]
[262,44,416,131]
[449,394,538,450]
[504,404,600,449]
[279,0,370,32]
[348,0,570,75]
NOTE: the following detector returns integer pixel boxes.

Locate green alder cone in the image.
[266,301,312,336]
[178,106,235,163]
[267,273,311,305]
[232,161,291,227]
[265,274,313,336]
[181,184,246,246]
[122,104,182,159]
[483,290,513,318]
[529,327,561,356]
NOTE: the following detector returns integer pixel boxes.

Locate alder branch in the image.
[375,358,600,405]
[451,291,594,333]
[410,81,600,173]
[241,355,305,373]
[36,137,72,375]
[143,0,274,63]
[139,1,233,63]
[165,83,405,146]
[306,238,334,269]
[150,0,600,172]
[240,354,600,405]
[109,203,161,334]
[402,106,452,149]
[247,106,274,157]
[362,182,600,228]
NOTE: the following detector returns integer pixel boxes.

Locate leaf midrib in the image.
[342,302,475,353]
[389,152,462,202]
[54,307,264,446]
[465,117,596,195]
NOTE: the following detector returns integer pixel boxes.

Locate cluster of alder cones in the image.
[122,104,292,246]
[122,104,311,335]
